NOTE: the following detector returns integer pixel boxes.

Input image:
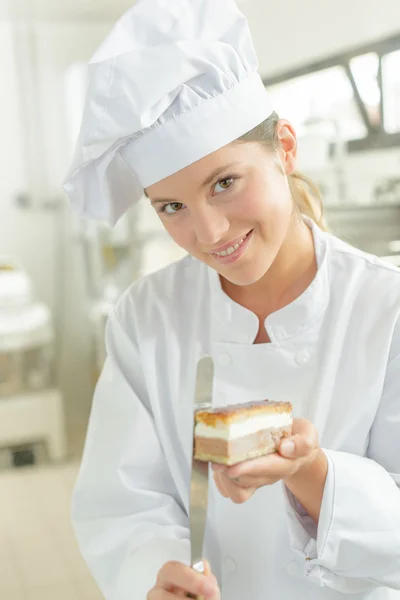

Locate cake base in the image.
[194,425,292,466]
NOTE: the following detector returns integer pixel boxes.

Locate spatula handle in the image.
[187,560,209,599]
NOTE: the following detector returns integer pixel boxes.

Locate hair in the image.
[237,111,327,231]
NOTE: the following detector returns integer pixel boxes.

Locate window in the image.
[263,34,400,152]
[268,66,367,141]
[382,49,400,133]
[350,52,381,128]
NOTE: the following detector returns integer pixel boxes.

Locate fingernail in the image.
[280,440,295,456]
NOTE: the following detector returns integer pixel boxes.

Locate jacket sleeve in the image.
[285,318,400,594]
[71,308,190,600]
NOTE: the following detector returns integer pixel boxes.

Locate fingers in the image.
[212,471,230,497]
[213,471,256,504]
[149,589,192,599]
[215,453,289,481]
[153,561,219,599]
[148,589,183,599]
[210,419,320,501]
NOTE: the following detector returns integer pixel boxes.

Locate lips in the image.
[210,230,252,256]
[209,229,253,265]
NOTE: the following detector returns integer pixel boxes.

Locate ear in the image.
[276,119,297,176]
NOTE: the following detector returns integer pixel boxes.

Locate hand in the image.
[212,417,320,504]
[148,560,220,599]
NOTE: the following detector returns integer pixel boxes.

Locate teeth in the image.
[215,238,244,257]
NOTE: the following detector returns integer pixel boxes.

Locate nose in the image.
[192,205,230,246]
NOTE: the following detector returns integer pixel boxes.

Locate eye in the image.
[159,202,185,215]
[214,177,235,194]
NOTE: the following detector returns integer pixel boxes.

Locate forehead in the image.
[145,141,261,198]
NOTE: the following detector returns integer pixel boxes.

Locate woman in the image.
[64,1,400,599]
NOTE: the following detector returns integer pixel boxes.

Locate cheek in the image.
[159,216,195,250]
[238,177,291,220]
[231,184,266,218]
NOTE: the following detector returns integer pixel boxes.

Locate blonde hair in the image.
[237,112,327,231]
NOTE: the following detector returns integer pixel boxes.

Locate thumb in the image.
[201,560,211,576]
[280,418,318,458]
[202,561,220,600]
[279,433,317,459]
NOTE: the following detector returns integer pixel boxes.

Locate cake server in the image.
[187,356,214,600]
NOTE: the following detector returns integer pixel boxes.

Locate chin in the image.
[220,264,271,287]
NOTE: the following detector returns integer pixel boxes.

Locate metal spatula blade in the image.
[187,356,214,600]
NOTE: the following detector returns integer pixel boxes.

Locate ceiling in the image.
[1,0,137,22]
[2,0,398,79]
[1,0,252,22]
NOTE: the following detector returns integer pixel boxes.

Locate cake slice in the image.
[194,400,292,466]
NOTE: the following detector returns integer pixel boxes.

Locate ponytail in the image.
[288,170,327,231]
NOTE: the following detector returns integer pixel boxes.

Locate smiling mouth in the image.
[209,230,254,265]
[211,231,253,257]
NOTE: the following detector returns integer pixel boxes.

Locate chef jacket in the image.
[72,219,400,600]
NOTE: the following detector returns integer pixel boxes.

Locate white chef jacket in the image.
[72,219,400,600]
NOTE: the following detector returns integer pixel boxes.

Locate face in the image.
[145,121,297,287]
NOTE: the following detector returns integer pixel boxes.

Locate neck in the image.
[221,216,317,319]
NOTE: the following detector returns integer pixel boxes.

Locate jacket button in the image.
[218,352,232,366]
[295,349,311,365]
[287,561,301,576]
[224,556,237,573]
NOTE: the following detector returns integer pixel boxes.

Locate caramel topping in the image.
[196,400,292,427]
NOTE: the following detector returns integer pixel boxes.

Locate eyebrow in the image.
[149,161,242,205]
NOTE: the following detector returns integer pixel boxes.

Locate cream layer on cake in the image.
[195,412,292,440]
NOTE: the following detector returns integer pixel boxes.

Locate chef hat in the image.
[63,0,274,225]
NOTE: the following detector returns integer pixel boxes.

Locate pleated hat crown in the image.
[63,0,273,224]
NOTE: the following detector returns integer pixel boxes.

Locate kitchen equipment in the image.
[0,257,66,465]
[188,356,214,600]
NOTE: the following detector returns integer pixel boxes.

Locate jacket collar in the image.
[208,218,330,344]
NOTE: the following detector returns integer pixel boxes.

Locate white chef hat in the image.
[63,0,274,225]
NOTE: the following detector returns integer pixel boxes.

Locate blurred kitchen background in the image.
[0,0,399,598]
